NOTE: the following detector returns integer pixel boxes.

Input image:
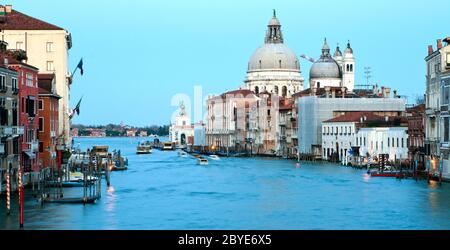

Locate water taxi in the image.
[198,158,209,166]
[137,141,152,154]
[209,155,220,160]
[162,142,175,151]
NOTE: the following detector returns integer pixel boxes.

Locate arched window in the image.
[259,60,262,69]
[274,86,279,95]
[282,86,287,97]
[317,82,321,88]
[350,64,353,72]
[279,60,282,68]
[254,86,259,94]
[346,64,350,72]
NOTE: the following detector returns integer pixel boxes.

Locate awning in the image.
[23,150,36,159]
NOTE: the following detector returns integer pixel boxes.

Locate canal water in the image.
[1,137,449,230]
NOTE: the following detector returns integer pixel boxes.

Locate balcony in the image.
[0,86,7,93]
[12,88,19,95]
[50,131,56,137]
[425,108,439,116]
[29,141,39,152]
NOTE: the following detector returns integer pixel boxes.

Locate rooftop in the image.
[0,7,63,30]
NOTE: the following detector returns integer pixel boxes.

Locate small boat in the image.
[209,155,220,160]
[197,157,209,166]
[137,141,152,154]
[162,142,174,151]
[112,165,128,171]
[178,151,188,157]
[370,171,403,178]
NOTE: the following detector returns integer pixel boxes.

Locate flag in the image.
[77,58,84,76]
[69,97,82,119]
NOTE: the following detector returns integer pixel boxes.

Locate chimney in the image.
[331,89,336,98]
[428,45,433,55]
[341,87,346,98]
[374,84,379,96]
[311,86,317,96]
[381,86,385,98]
[385,87,391,98]
[437,39,443,49]
[5,5,12,13]
[4,58,8,67]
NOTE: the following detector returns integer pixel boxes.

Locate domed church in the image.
[309,39,355,91]
[244,10,304,97]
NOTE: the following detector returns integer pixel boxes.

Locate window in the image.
[26,73,33,87]
[39,142,44,153]
[46,61,55,71]
[388,137,390,147]
[0,75,5,90]
[445,117,449,142]
[39,117,44,132]
[447,53,450,67]
[46,42,54,52]
[12,77,18,91]
[38,100,43,110]
[397,138,399,148]
[16,42,24,50]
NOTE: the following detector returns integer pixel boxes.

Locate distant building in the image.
[139,130,148,137]
[0,4,73,147]
[406,104,426,169]
[193,122,206,147]
[71,128,79,138]
[126,129,136,137]
[0,54,21,194]
[322,112,408,163]
[425,37,450,180]
[89,129,106,138]
[38,73,60,169]
[169,102,194,147]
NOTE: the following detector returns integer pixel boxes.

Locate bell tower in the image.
[342,41,355,91]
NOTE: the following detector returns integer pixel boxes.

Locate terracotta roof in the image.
[0,9,63,30]
[324,112,386,123]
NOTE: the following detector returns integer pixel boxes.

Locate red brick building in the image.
[38,73,60,169]
[406,103,426,169]
[0,50,40,173]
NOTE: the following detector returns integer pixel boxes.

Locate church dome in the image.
[247,10,299,72]
[248,43,300,72]
[310,39,342,79]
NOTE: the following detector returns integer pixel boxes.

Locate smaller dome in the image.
[334,45,342,57]
[310,39,342,79]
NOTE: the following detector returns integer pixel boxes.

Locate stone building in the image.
[0,51,21,194]
[38,73,60,169]
[425,37,450,180]
[322,112,408,163]
[169,102,194,147]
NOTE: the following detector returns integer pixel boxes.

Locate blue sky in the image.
[9,0,450,126]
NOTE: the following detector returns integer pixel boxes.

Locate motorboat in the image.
[178,151,188,157]
[198,158,209,166]
[162,142,175,151]
[137,141,152,154]
[209,155,220,160]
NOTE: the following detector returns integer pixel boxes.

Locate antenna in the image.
[364,66,372,85]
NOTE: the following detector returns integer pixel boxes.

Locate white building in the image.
[169,102,194,146]
[193,122,206,147]
[322,112,408,163]
[310,39,355,92]
[298,92,406,157]
[244,10,304,98]
[0,5,73,147]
